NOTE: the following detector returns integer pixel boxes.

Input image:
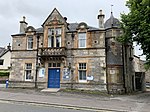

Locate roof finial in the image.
[111,4,113,14]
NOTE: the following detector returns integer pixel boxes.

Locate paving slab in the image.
[41,88,60,92]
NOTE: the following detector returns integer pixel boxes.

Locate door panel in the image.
[48,68,60,88]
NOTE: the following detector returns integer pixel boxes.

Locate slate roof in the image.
[67,23,78,32]
[0,47,9,58]
[35,23,100,33]
[104,12,120,29]
[68,23,100,32]
[36,27,44,33]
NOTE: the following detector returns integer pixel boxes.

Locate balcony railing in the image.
[39,47,66,57]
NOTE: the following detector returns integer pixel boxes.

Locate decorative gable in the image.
[42,8,66,26]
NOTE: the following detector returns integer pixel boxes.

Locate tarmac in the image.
[0,87,150,112]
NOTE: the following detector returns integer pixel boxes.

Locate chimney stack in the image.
[20,16,28,33]
[97,10,105,29]
[7,43,11,50]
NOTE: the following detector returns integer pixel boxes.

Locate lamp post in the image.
[35,35,40,88]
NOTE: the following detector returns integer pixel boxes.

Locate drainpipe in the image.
[71,32,75,89]
[105,38,109,94]
[122,44,127,93]
[35,35,40,88]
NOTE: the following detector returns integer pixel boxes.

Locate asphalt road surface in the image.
[0,102,93,112]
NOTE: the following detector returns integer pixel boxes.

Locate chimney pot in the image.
[64,17,67,21]
[7,43,11,50]
[99,10,103,15]
[23,16,26,22]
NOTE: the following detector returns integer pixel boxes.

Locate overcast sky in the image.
[0,0,145,59]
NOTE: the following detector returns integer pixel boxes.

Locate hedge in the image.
[0,71,9,76]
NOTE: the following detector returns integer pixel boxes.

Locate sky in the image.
[0,0,145,59]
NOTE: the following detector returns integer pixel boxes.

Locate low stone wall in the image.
[9,81,107,91]
[9,81,125,94]
[9,81,35,88]
[61,82,107,92]
[8,81,46,89]
[107,83,125,94]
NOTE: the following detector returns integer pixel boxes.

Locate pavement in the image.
[0,87,150,112]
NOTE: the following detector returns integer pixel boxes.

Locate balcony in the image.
[39,47,66,57]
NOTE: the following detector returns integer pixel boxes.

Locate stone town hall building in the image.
[9,8,135,93]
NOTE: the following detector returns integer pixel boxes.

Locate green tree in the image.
[119,0,150,67]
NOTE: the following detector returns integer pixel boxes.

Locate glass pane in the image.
[82,71,86,80]
[57,63,61,67]
[56,28,61,35]
[79,33,86,39]
[28,42,33,49]
[56,36,61,47]
[79,71,86,80]
[26,70,31,80]
[79,63,86,70]
[79,63,81,69]
[48,29,54,35]
[0,60,4,65]
[48,36,54,47]
[48,36,51,47]
[79,71,82,80]
[78,33,86,48]
[28,37,33,42]
[48,63,52,67]
[26,63,32,69]
[83,63,86,69]
[53,63,56,67]
[28,37,33,49]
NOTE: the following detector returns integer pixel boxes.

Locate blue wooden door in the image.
[48,68,60,88]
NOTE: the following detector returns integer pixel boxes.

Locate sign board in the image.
[39,68,45,77]
[63,68,70,80]
[87,76,94,81]
[110,69,116,75]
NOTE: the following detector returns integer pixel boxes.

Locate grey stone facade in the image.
[9,8,135,93]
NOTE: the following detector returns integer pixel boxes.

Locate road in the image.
[0,88,150,112]
[0,101,92,112]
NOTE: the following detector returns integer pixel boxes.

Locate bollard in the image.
[6,79,9,88]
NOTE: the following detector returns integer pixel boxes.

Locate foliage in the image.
[119,0,150,67]
[0,71,9,76]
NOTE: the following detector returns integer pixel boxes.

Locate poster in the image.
[63,68,70,80]
[39,68,45,77]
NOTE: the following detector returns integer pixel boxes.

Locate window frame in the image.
[27,36,33,50]
[48,35,54,47]
[56,36,61,47]
[48,62,61,68]
[48,28,62,48]
[78,32,86,48]
[78,63,87,82]
[0,59,4,65]
[25,63,32,81]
